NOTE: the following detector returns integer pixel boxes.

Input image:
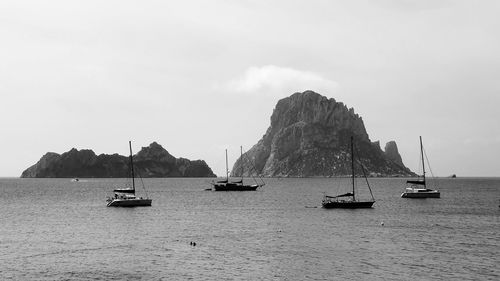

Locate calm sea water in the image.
[0,177,499,280]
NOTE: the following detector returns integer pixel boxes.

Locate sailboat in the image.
[106,141,152,207]
[212,147,264,191]
[401,136,440,198]
[322,136,375,209]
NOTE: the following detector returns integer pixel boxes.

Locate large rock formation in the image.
[21,142,216,178]
[232,91,414,177]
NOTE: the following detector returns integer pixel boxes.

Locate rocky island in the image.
[232,90,414,177]
[21,142,216,178]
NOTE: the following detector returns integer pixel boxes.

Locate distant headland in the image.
[21,142,216,178]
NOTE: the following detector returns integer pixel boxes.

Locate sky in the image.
[1,0,499,177]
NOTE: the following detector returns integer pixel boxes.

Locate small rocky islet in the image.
[21,142,216,178]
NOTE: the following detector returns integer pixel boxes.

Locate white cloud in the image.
[220,65,338,95]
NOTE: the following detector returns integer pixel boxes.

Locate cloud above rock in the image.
[220,65,337,95]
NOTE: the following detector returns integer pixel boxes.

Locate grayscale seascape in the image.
[1,177,498,280]
[2,1,500,280]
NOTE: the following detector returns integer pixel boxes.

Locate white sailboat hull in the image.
[401,188,440,198]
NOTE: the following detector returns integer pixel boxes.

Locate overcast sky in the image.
[1,0,499,177]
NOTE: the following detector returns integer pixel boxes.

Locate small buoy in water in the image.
[190,241,192,246]
[381,221,385,226]
[193,242,196,246]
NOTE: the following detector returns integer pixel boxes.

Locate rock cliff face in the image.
[21,142,216,178]
[384,141,405,168]
[232,91,414,177]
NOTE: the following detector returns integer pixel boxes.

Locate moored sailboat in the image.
[212,147,264,191]
[322,136,375,209]
[106,141,152,207]
[401,136,440,198]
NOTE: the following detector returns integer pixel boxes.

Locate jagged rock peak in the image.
[135,142,175,163]
[147,141,163,150]
[384,141,405,167]
[42,152,60,158]
[270,90,369,142]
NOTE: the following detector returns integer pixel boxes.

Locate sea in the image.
[0,177,498,280]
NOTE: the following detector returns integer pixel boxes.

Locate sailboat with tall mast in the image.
[401,136,440,198]
[212,147,264,191]
[106,141,152,207]
[322,136,375,209]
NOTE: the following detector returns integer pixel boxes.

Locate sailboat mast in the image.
[225,149,229,180]
[240,146,243,180]
[351,136,355,201]
[420,136,426,187]
[129,141,135,191]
